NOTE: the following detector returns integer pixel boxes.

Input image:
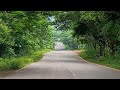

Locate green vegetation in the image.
[80,50,120,69]
[0,11,54,58]
[0,11,54,70]
[54,11,120,69]
[54,11,120,57]
[0,49,50,70]
[52,29,81,50]
[59,30,80,50]
[1,11,120,70]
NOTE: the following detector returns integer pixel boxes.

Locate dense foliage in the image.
[52,29,81,50]
[0,11,54,58]
[54,11,120,57]
[1,11,120,70]
[51,11,120,69]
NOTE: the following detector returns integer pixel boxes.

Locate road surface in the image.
[3,50,120,79]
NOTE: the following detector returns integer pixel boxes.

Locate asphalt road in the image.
[4,50,120,79]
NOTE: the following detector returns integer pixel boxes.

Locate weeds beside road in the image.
[0,49,51,71]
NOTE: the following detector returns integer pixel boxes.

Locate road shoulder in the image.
[0,70,16,79]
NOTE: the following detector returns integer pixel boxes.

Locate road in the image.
[55,42,65,50]
[3,50,120,79]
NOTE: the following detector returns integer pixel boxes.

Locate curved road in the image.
[4,50,120,79]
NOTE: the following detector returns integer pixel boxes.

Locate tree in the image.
[0,11,54,58]
[53,11,120,57]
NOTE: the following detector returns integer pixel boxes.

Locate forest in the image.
[0,11,120,70]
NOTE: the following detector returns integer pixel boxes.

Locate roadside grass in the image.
[80,50,120,70]
[0,49,51,71]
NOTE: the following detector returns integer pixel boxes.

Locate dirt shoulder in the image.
[0,70,16,79]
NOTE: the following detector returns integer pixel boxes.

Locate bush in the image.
[0,49,50,70]
[80,50,120,70]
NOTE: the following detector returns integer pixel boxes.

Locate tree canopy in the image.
[1,11,120,59]
[0,11,54,58]
[53,11,120,57]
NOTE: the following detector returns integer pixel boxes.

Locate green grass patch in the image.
[0,49,51,71]
[80,50,120,70]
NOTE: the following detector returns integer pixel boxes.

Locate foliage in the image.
[0,49,50,70]
[52,29,80,50]
[80,51,120,70]
[59,30,80,50]
[54,11,120,57]
[1,11,120,70]
[0,11,54,58]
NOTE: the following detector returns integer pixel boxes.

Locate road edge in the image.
[73,50,120,72]
[79,56,120,72]
[1,51,52,79]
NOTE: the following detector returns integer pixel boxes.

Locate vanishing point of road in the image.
[3,50,120,79]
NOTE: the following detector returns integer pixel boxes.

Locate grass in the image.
[0,49,51,71]
[80,50,120,70]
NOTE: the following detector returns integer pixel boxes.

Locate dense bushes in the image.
[80,50,120,69]
[0,49,50,70]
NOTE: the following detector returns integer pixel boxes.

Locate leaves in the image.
[0,11,54,58]
[53,11,120,56]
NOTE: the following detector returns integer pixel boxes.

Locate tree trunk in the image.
[111,42,116,56]
[93,42,97,51]
[103,41,106,56]
[99,41,106,56]
[100,45,103,56]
